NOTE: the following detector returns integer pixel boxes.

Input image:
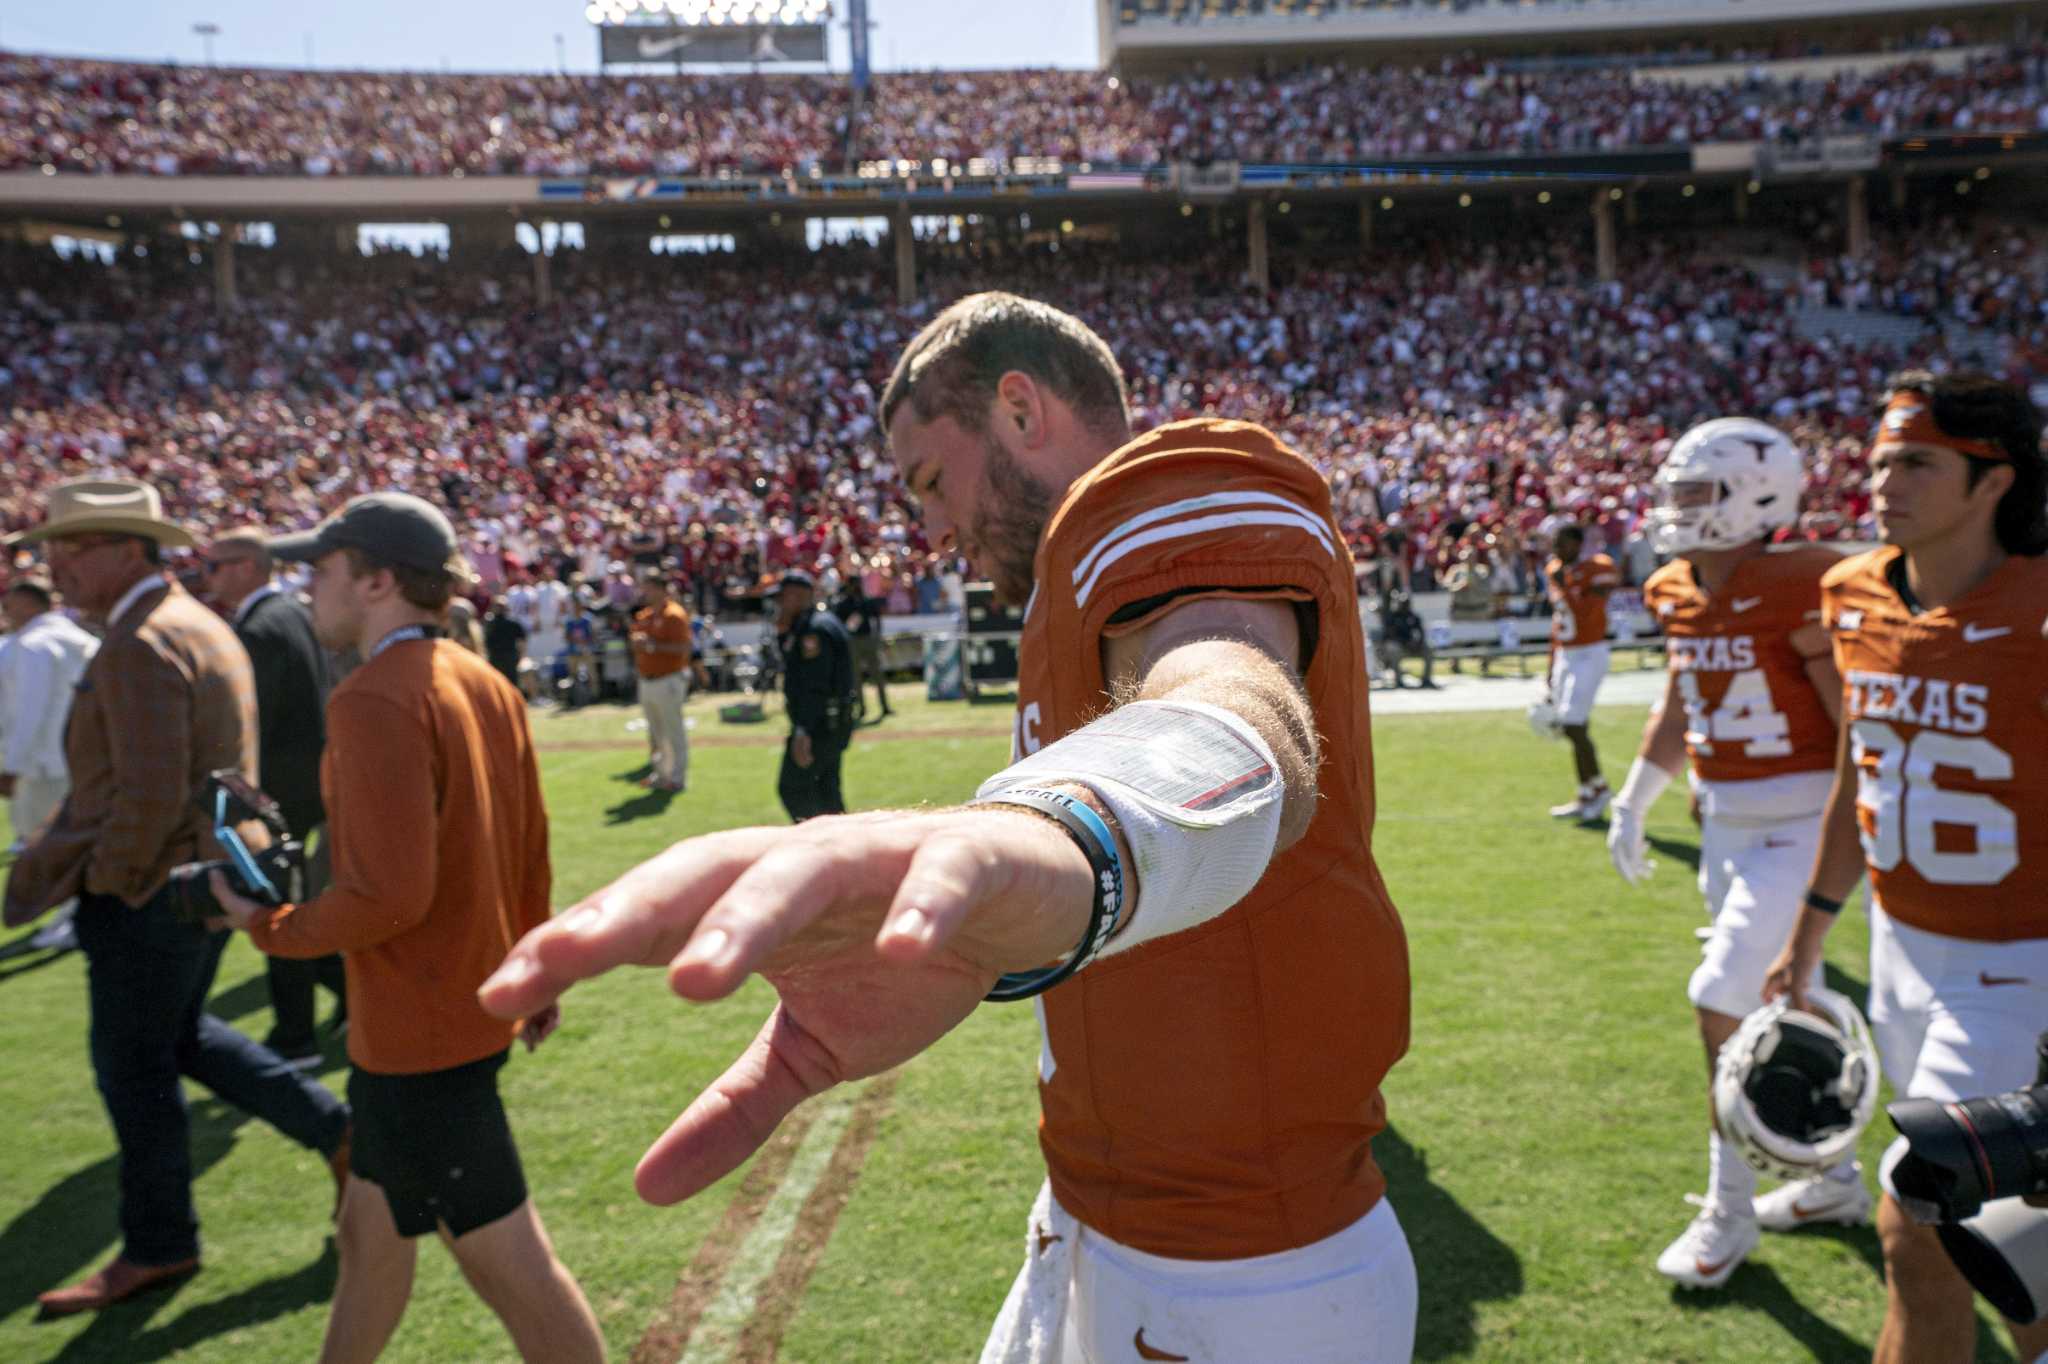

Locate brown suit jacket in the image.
[4,578,261,917]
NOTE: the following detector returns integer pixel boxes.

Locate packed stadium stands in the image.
[4,213,2040,606]
[2,0,2044,617]
[2,42,2043,176]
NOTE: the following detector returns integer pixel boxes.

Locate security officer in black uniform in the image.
[774,571,856,821]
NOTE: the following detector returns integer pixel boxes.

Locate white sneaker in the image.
[1656,1194,1760,1289]
[1549,788,1591,818]
[29,916,77,953]
[1548,782,1612,821]
[1755,1170,1873,1230]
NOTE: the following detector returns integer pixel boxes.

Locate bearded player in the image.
[479,293,1415,1362]
[1545,523,1621,820]
[1763,371,2048,1364]
[1606,418,1862,1290]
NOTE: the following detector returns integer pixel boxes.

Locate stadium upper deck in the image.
[1106,0,2048,72]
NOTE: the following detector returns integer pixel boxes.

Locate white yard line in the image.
[1371,666,1666,716]
[676,1084,862,1364]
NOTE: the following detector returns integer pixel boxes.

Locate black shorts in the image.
[347,1049,527,1238]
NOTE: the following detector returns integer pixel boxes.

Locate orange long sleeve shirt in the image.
[249,636,552,1075]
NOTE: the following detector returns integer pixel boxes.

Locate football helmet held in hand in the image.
[1714,988,1879,1181]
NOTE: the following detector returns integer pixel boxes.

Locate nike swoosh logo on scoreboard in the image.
[1730,597,1763,613]
[637,33,697,58]
[1963,624,2012,643]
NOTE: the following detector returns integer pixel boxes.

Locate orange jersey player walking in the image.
[477,293,1416,1364]
[1607,418,1862,1292]
[1764,372,2048,1364]
[1541,526,1621,820]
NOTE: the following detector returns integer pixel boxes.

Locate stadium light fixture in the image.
[1060,219,1074,233]
[585,3,603,18]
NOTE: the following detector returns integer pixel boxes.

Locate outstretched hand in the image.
[477,808,1092,1206]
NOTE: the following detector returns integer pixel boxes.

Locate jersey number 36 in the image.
[1852,720,2019,886]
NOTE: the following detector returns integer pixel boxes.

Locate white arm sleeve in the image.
[978,699,1286,960]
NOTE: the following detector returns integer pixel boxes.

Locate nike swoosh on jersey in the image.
[1731,597,1763,612]
[1135,1328,1191,1361]
[1980,972,2030,987]
[1963,624,2013,643]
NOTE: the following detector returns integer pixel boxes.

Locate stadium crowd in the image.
[1,218,2040,608]
[2,41,2044,176]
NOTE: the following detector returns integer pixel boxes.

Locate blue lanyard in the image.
[371,624,442,660]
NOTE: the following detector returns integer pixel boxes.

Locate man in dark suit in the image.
[202,528,345,1065]
[3,480,349,1316]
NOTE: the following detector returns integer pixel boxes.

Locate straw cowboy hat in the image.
[5,478,196,549]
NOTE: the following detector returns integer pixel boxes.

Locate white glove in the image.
[1607,802,1653,885]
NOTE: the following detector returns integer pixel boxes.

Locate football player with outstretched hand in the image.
[478,293,1415,1363]
[1762,371,2048,1364]
[1607,418,1856,1290]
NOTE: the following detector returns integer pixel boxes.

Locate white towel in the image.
[978,1181,1075,1364]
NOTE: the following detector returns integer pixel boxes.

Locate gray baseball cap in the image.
[271,493,461,575]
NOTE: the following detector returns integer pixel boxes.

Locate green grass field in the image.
[0,689,2026,1362]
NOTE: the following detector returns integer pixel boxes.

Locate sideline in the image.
[633,1076,899,1364]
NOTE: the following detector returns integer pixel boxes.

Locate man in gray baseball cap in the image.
[270,492,466,580]
[222,490,604,1358]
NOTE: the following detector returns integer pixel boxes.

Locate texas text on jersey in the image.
[1825,547,2048,941]
[1549,553,1621,647]
[1014,416,1411,1261]
[1643,547,1840,789]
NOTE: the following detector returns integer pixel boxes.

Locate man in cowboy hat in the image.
[2,479,351,1317]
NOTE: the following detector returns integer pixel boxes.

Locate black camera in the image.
[1888,1031,2048,1324]
[164,771,307,925]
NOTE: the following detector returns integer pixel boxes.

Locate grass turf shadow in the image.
[605,787,682,825]
[1672,1232,2018,1364]
[0,1097,252,1326]
[45,1239,337,1364]
[1377,1123,1523,1360]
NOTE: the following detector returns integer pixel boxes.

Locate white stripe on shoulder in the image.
[1073,509,1337,609]
[1071,490,1329,588]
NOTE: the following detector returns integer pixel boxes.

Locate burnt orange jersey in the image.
[1014,416,1410,1261]
[1643,547,1839,785]
[1826,547,2048,942]
[1549,552,1621,647]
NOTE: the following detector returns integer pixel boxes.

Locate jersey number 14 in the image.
[1677,668,1792,758]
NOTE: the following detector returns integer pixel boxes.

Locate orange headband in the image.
[1876,393,2010,463]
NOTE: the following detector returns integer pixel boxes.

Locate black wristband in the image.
[972,787,1124,1003]
[1804,889,1844,915]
